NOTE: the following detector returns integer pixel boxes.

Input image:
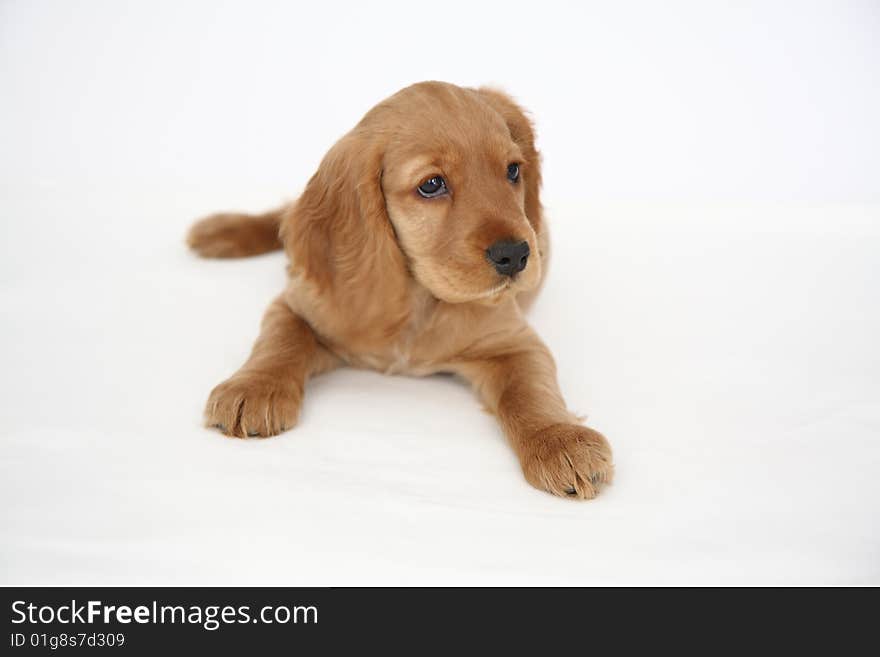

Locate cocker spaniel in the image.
[187,81,613,499]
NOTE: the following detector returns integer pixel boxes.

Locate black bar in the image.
[1,587,873,653]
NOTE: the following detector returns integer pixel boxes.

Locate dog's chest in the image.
[353,344,418,375]
[342,289,442,375]
[286,277,521,375]
[342,296,522,375]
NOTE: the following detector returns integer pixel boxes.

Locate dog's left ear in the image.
[475,88,544,236]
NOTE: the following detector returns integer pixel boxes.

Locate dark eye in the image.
[507,163,520,183]
[417,176,447,198]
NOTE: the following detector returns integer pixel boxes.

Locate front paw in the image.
[520,424,614,499]
[204,373,301,438]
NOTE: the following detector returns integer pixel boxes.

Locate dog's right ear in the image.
[280,127,409,299]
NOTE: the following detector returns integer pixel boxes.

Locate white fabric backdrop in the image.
[1,0,878,585]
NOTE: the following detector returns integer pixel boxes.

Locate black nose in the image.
[486,240,530,277]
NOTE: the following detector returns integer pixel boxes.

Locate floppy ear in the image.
[281,129,409,302]
[475,88,544,236]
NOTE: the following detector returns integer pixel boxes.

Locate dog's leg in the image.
[204,297,339,437]
[455,330,613,499]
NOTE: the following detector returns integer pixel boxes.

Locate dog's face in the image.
[380,87,542,303]
[285,82,544,308]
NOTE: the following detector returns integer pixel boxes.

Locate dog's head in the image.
[283,81,544,306]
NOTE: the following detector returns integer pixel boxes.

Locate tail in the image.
[186,205,287,258]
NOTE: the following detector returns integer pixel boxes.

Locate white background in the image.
[1,0,878,584]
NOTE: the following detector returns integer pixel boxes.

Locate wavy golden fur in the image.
[187,82,613,499]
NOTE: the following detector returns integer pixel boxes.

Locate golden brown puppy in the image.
[187,81,612,499]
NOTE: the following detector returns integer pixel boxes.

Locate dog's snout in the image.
[486,240,530,277]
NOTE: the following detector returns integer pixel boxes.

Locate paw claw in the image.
[204,374,301,438]
[521,424,613,500]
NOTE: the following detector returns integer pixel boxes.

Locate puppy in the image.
[187,81,613,499]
